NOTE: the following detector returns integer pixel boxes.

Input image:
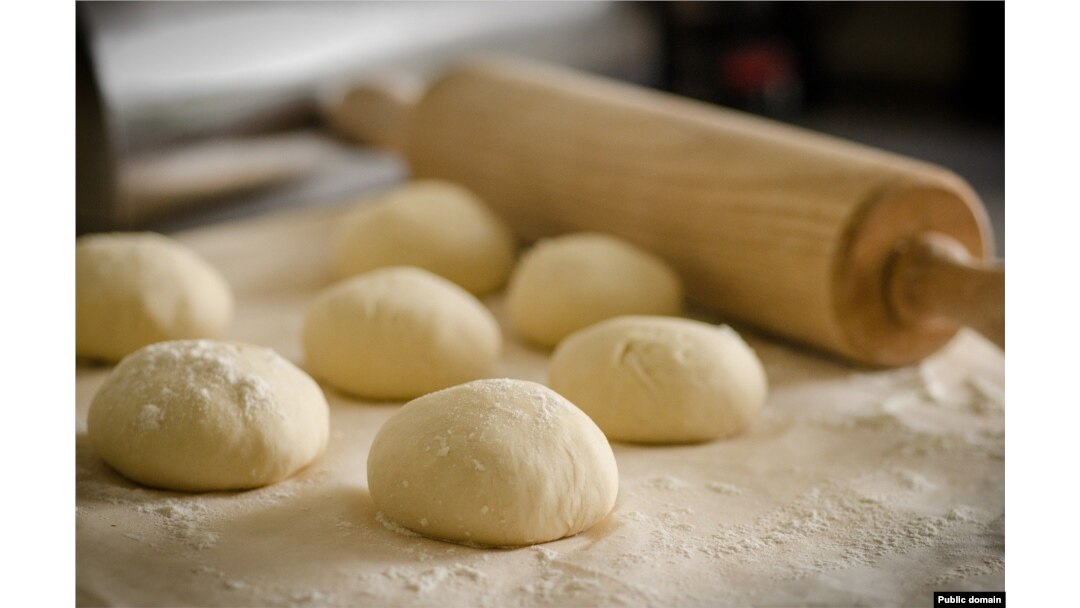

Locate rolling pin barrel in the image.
[332,57,1002,366]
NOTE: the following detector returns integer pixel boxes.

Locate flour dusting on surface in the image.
[375,511,422,538]
[112,341,283,428]
[77,296,1004,608]
[707,481,744,495]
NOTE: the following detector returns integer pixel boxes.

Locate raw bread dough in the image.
[87,340,329,492]
[76,232,233,362]
[333,180,517,294]
[76,204,1007,605]
[367,378,619,547]
[302,266,501,400]
[506,233,682,347]
[549,316,767,443]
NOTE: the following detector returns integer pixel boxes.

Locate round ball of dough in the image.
[87,340,329,491]
[334,180,517,294]
[302,266,501,400]
[549,316,767,444]
[76,232,233,362]
[367,378,618,547]
[506,233,682,347]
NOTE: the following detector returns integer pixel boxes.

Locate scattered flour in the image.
[76,328,1004,606]
[288,588,338,605]
[965,377,1005,414]
[707,482,743,495]
[932,555,1005,586]
[521,572,602,601]
[701,483,965,579]
[524,549,661,606]
[899,363,1004,416]
[134,500,218,549]
[916,363,950,404]
[532,546,558,564]
[835,410,910,432]
[381,564,486,594]
[136,404,164,430]
[897,430,1005,460]
[118,341,283,431]
[375,511,421,538]
[945,505,981,523]
[615,508,697,564]
[893,468,937,492]
[638,475,688,491]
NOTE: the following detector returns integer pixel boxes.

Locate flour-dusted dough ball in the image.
[302,266,501,400]
[334,180,517,294]
[76,233,233,362]
[506,233,682,347]
[549,316,767,444]
[368,379,618,546]
[87,340,329,492]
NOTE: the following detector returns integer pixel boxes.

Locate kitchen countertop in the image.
[76,202,1004,607]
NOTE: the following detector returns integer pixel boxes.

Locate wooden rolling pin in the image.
[323,56,1003,366]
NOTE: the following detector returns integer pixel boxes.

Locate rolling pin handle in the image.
[886,232,1004,349]
[318,75,421,151]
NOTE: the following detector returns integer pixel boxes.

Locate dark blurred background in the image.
[77,1,1004,253]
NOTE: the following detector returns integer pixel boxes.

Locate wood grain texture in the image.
[887,232,1004,350]
[396,57,995,365]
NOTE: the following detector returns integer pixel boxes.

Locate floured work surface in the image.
[76,204,1005,607]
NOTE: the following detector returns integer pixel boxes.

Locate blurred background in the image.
[76,1,1004,253]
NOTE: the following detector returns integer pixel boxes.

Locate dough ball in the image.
[548,316,767,443]
[302,266,501,400]
[334,180,517,294]
[87,340,329,492]
[76,232,233,362]
[367,378,618,547]
[506,233,682,347]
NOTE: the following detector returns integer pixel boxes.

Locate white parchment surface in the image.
[76,205,1004,607]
